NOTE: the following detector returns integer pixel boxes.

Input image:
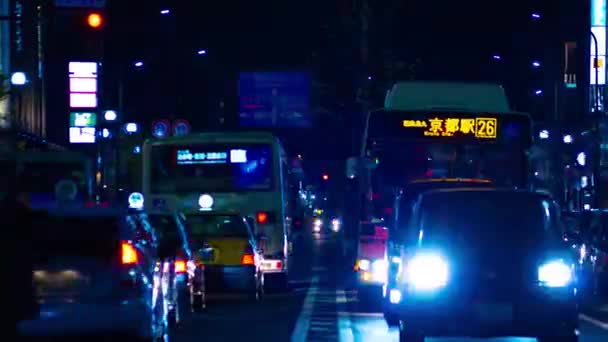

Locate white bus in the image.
[142,131,291,289]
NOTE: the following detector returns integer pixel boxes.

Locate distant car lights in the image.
[128,192,144,209]
[198,194,214,210]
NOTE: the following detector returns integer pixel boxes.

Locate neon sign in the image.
[402,117,498,139]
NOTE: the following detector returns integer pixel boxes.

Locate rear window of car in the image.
[417,191,557,248]
[187,215,250,238]
[397,182,494,228]
[148,214,181,241]
[32,212,121,260]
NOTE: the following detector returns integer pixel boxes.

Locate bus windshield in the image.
[149,143,274,193]
[367,110,532,188]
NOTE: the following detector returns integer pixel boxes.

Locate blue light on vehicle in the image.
[128,192,144,209]
[230,149,248,163]
[538,259,573,287]
[198,194,214,210]
[405,253,449,291]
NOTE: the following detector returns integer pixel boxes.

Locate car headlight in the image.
[538,259,573,288]
[406,253,449,291]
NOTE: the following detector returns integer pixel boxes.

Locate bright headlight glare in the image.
[538,259,573,288]
[358,259,370,271]
[371,259,388,282]
[406,253,449,290]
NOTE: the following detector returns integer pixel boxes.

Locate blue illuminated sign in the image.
[177,149,228,164]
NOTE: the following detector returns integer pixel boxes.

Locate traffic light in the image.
[86,13,103,29]
[322,174,329,181]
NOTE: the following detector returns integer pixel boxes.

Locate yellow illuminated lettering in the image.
[460,119,476,134]
[403,120,427,128]
[427,118,443,134]
[424,118,444,136]
[475,118,498,139]
[445,118,460,134]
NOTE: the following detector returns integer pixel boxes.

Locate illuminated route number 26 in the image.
[475,118,497,139]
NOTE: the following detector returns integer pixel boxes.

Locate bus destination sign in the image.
[402,117,498,140]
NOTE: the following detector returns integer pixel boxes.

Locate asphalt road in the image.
[175,230,608,342]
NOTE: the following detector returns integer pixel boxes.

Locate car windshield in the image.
[417,191,558,249]
[186,215,250,239]
[396,180,493,228]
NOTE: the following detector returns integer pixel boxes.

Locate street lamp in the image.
[9,72,27,129]
[591,30,601,209]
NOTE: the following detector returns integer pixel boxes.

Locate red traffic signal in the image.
[322,174,329,181]
[87,13,103,29]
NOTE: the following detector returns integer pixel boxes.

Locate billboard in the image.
[238,72,311,128]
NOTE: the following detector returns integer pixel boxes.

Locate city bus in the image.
[346,81,533,306]
[142,132,291,289]
[348,81,533,224]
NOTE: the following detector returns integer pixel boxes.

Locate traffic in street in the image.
[167,227,608,342]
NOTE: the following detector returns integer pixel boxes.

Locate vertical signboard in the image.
[68,61,98,143]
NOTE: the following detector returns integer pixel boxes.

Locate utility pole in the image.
[591,31,602,209]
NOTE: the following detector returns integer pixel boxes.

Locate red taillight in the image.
[121,241,139,265]
[241,254,255,265]
[275,261,282,269]
[175,259,186,273]
[256,211,268,224]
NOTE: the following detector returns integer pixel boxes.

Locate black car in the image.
[384,178,494,325]
[389,188,578,342]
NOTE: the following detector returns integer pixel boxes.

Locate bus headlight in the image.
[538,259,573,288]
[406,253,449,291]
[357,259,370,271]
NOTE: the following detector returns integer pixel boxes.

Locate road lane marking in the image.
[580,313,608,330]
[336,289,354,342]
[291,276,319,342]
[337,311,384,318]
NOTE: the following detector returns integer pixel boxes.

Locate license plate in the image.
[34,270,89,295]
[474,303,513,323]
